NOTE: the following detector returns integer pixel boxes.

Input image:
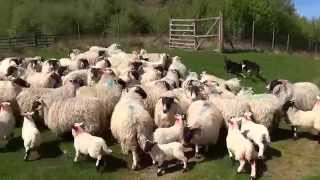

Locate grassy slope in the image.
[1,49,320,180]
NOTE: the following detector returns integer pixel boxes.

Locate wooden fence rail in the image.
[0,34,57,49]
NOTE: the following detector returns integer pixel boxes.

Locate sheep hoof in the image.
[182,167,188,173]
[157,169,164,176]
[132,164,140,171]
[293,136,298,140]
[250,176,256,180]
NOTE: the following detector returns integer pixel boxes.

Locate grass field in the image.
[1,49,320,180]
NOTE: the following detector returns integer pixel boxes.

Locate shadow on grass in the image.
[103,155,128,172]
[272,127,319,143]
[39,140,63,159]
[0,136,24,153]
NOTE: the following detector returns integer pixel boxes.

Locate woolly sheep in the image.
[153,114,185,144]
[21,112,41,161]
[187,100,223,158]
[72,122,112,171]
[226,118,257,180]
[140,66,163,84]
[111,86,154,170]
[144,141,188,176]
[154,96,182,128]
[33,96,106,136]
[267,80,320,111]
[26,72,61,88]
[168,56,187,78]
[283,100,320,141]
[0,102,15,141]
[239,112,271,159]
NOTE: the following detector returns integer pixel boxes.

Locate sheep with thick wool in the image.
[26,71,61,88]
[72,122,112,171]
[140,66,163,84]
[267,80,320,111]
[187,100,223,158]
[226,117,257,180]
[154,96,183,128]
[0,102,16,141]
[21,112,41,161]
[168,56,187,78]
[283,100,320,141]
[111,86,154,170]
[144,140,188,176]
[33,96,106,136]
[153,114,185,144]
[239,112,271,159]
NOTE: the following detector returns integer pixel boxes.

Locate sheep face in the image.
[6,66,19,77]
[10,77,30,88]
[28,59,42,72]
[266,80,282,92]
[161,97,174,113]
[79,59,89,69]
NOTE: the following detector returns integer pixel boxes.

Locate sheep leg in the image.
[24,148,31,161]
[204,145,209,153]
[257,142,265,159]
[96,155,103,172]
[250,160,257,180]
[74,150,80,162]
[292,126,298,140]
[237,159,245,173]
[131,150,140,170]
[195,145,202,159]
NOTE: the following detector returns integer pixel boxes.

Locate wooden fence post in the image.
[34,34,38,47]
[218,11,224,53]
[251,20,255,49]
[272,26,275,50]
[286,33,290,52]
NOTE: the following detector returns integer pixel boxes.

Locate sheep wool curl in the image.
[110,86,154,170]
[187,100,223,155]
[36,96,106,136]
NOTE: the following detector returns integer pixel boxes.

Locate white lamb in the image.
[22,112,41,161]
[239,112,271,159]
[72,122,112,171]
[153,114,185,144]
[226,118,257,180]
[144,140,188,176]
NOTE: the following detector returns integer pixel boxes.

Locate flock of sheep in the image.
[0,43,320,180]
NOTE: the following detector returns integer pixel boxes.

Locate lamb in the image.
[283,100,320,141]
[267,80,320,111]
[111,86,154,170]
[21,112,41,161]
[168,56,187,78]
[154,96,182,128]
[186,100,223,158]
[33,96,106,136]
[72,122,112,171]
[153,114,185,144]
[144,140,188,176]
[226,118,257,180]
[0,102,15,141]
[239,112,271,159]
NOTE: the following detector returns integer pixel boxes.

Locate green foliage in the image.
[0,0,319,50]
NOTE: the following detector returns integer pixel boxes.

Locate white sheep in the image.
[144,140,188,176]
[187,100,223,158]
[168,56,187,78]
[267,80,320,111]
[0,102,16,141]
[226,118,257,180]
[239,112,271,159]
[26,72,61,88]
[283,100,320,141]
[21,112,41,161]
[72,122,112,171]
[154,96,182,128]
[153,114,185,144]
[111,86,154,170]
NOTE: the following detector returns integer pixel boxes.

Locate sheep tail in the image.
[101,143,112,155]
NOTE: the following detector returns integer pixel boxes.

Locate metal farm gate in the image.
[169,12,224,52]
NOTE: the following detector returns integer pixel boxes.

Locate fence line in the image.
[0,34,57,49]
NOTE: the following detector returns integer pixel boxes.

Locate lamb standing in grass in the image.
[239,112,271,159]
[226,117,257,180]
[22,112,41,161]
[144,140,188,176]
[72,122,112,171]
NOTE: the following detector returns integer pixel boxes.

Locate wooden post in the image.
[272,26,275,50]
[218,11,224,53]
[286,33,290,52]
[193,20,197,50]
[251,20,255,49]
[169,17,171,48]
[77,22,81,39]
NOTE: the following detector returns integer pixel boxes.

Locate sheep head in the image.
[8,76,30,88]
[78,58,89,69]
[22,111,35,121]
[161,96,178,113]
[72,122,85,137]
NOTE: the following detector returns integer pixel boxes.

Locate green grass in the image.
[2,49,320,180]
